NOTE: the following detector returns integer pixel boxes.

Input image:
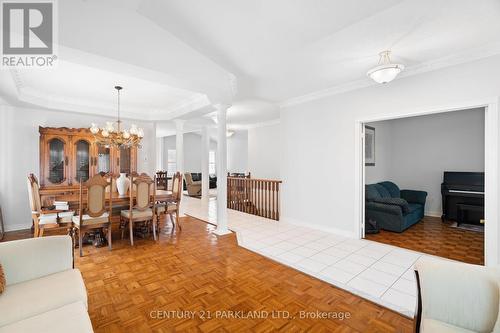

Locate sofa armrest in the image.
[415,258,500,333]
[365,201,403,216]
[372,197,410,214]
[401,189,427,205]
[0,235,73,286]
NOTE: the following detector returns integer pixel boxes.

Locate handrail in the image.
[227,177,282,221]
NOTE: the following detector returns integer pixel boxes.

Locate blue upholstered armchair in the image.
[365,181,427,233]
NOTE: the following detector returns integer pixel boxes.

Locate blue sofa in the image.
[365,181,427,233]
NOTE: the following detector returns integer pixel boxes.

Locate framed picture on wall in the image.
[365,125,375,166]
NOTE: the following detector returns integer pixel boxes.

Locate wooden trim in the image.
[39,126,93,135]
[414,270,422,333]
[228,177,282,183]
[227,177,282,221]
[78,180,83,226]
[108,176,113,221]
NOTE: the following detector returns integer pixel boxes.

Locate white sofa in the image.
[415,258,500,333]
[0,236,93,332]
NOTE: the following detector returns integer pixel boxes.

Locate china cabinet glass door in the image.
[97,145,111,174]
[120,147,131,175]
[74,140,90,183]
[48,138,65,184]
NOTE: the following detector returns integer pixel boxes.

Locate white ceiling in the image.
[227,100,280,128]
[2,0,500,129]
[140,0,500,102]
[11,60,209,120]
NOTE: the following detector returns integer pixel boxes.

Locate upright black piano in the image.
[441,171,484,224]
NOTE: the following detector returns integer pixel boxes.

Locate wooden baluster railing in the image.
[226,177,282,221]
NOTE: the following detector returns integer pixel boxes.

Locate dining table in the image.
[43,189,174,247]
[52,189,173,208]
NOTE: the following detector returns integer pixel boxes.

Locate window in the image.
[209,150,216,175]
[167,149,176,175]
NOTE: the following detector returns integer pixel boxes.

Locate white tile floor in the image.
[181,194,449,318]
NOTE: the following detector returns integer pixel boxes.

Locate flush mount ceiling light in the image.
[367,50,404,84]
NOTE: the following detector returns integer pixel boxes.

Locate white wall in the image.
[156,136,164,171]
[162,133,217,173]
[365,109,485,216]
[365,121,392,184]
[0,105,156,231]
[228,130,248,173]
[280,55,500,242]
[248,124,280,179]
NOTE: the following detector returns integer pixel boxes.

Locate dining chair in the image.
[120,173,156,246]
[155,172,183,232]
[72,174,113,256]
[27,174,74,237]
[156,171,168,190]
[0,205,4,241]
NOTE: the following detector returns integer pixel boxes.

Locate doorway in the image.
[354,100,499,266]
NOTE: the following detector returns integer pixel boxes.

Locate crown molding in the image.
[279,42,500,109]
[7,69,211,121]
[228,118,280,130]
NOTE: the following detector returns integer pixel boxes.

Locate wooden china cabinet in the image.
[39,127,137,190]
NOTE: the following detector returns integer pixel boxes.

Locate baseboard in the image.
[281,216,357,239]
[4,223,31,232]
[424,211,442,218]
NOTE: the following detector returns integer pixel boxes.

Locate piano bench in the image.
[456,204,484,226]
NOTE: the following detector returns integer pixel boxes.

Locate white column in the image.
[215,104,231,235]
[151,122,157,176]
[156,136,164,171]
[174,120,184,174]
[201,125,210,202]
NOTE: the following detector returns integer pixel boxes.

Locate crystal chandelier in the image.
[367,50,404,84]
[90,86,144,148]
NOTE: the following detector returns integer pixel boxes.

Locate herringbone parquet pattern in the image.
[366,216,484,265]
[4,218,413,332]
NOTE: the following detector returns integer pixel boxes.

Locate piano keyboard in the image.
[449,189,484,195]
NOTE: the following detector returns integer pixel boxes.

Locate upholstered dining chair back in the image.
[75,173,113,256]
[27,174,41,213]
[172,172,183,201]
[27,175,37,213]
[80,174,111,218]
[102,174,115,193]
[130,173,155,212]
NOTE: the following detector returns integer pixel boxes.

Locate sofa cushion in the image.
[408,203,422,213]
[365,184,382,201]
[421,319,476,333]
[416,259,500,333]
[374,184,391,198]
[378,181,400,198]
[0,301,93,333]
[401,189,428,205]
[0,269,87,327]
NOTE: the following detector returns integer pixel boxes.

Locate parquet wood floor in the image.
[365,216,484,265]
[3,217,413,332]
